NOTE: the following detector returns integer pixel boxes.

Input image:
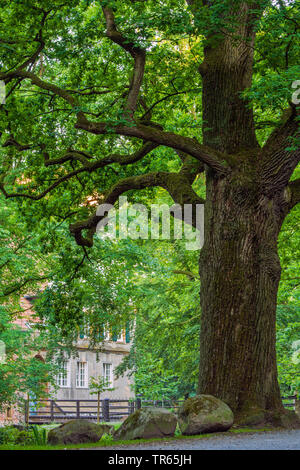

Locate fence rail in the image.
[26,398,139,424]
[26,395,298,424]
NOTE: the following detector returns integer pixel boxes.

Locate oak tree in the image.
[0,0,299,425]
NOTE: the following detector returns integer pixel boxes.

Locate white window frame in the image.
[76,361,88,388]
[56,361,70,388]
[103,326,110,341]
[116,330,124,342]
[102,363,113,388]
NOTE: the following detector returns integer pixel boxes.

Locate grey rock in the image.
[47,419,113,445]
[113,407,177,441]
[178,395,234,435]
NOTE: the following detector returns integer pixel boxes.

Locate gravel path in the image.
[92,430,300,450]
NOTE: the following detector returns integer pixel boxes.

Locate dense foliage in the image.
[0,196,75,410]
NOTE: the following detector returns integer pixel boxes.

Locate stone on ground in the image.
[47,419,113,445]
[113,407,177,440]
[178,395,234,435]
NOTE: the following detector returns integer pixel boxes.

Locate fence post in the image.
[295,391,300,417]
[76,400,80,419]
[136,398,141,410]
[24,400,28,425]
[103,398,110,422]
[50,400,54,422]
[129,400,135,415]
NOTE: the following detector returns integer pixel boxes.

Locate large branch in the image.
[15,10,49,72]
[70,171,205,247]
[75,117,228,174]
[261,107,300,195]
[1,275,49,298]
[0,69,78,110]
[0,167,87,201]
[177,150,205,184]
[3,136,33,152]
[0,142,158,201]
[2,9,51,85]
[102,6,145,117]
[1,58,227,175]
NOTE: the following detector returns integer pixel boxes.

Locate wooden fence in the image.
[26,398,184,424]
[26,399,136,424]
[281,394,298,409]
[26,396,297,424]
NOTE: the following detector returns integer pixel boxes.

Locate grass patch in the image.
[229,427,272,433]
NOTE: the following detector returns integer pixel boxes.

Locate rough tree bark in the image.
[199,166,287,424]
[197,2,299,426]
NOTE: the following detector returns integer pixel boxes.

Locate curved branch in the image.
[173,270,200,280]
[1,50,227,176]
[70,171,205,247]
[75,118,229,174]
[102,6,145,117]
[0,142,158,201]
[178,150,205,184]
[0,167,87,201]
[13,10,49,73]
[261,107,300,195]
[141,89,200,121]
[3,136,33,152]
[42,147,94,167]
[1,275,49,298]
[0,69,79,111]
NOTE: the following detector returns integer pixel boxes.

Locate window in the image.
[79,317,90,339]
[102,363,113,387]
[76,361,88,388]
[56,361,70,388]
[111,329,124,342]
[103,326,110,341]
[116,330,124,342]
[79,325,89,339]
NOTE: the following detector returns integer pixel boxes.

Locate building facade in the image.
[54,332,134,401]
[0,295,134,425]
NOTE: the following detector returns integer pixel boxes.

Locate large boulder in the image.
[47,419,113,445]
[178,395,234,435]
[113,407,177,440]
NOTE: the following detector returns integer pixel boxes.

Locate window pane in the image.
[102,363,113,387]
[57,361,68,387]
[76,362,87,387]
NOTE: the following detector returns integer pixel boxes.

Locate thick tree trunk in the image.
[198,168,289,425]
[197,5,299,426]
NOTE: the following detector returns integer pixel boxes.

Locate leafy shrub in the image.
[100,433,114,445]
[0,426,21,444]
[15,429,34,445]
[32,425,47,445]
[0,425,49,446]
